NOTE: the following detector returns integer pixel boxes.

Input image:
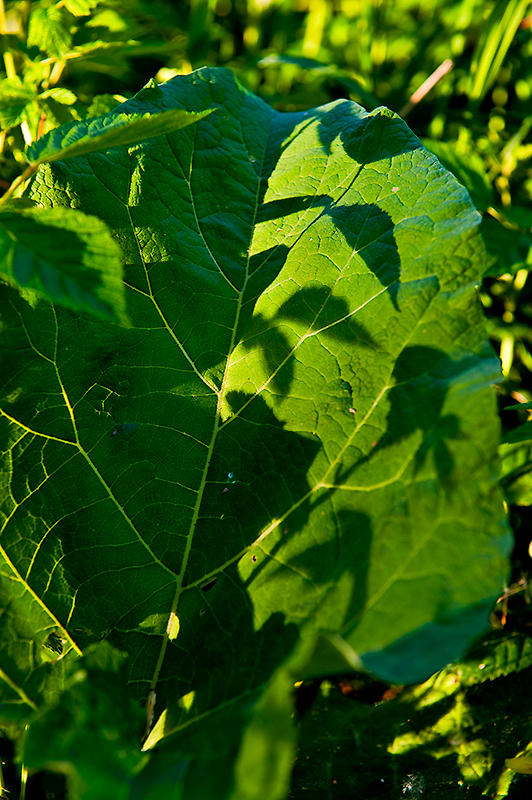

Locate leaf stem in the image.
[501,460,532,487]
[49,59,65,86]
[19,764,27,800]
[0,0,17,80]
[0,162,37,208]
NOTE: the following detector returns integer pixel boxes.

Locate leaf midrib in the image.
[144,109,274,703]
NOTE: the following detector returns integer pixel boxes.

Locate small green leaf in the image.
[167,613,180,641]
[27,4,72,59]
[85,93,126,117]
[27,105,216,164]
[0,202,126,323]
[62,0,101,16]
[39,87,78,106]
[0,567,78,724]
[0,80,36,128]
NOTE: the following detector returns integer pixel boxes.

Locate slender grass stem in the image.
[0,0,17,80]
[0,163,38,207]
[20,764,28,800]
[400,58,454,116]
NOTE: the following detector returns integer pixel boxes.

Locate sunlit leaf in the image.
[27,98,216,164]
[27,4,72,59]
[1,67,510,797]
[0,80,36,129]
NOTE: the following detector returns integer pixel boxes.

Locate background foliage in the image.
[0,1,531,799]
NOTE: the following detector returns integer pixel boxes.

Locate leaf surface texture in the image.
[0,67,510,795]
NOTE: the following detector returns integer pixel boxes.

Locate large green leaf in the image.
[1,67,509,794]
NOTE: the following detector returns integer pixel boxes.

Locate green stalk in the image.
[469,0,530,102]
[0,162,38,208]
[19,764,28,800]
[0,0,17,79]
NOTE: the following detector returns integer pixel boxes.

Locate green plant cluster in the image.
[0,2,531,800]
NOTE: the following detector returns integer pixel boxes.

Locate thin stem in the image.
[19,724,29,800]
[0,0,17,80]
[19,764,28,800]
[0,162,38,207]
[400,58,454,117]
[49,59,65,86]
[20,119,33,146]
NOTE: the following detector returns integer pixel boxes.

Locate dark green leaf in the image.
[481,215,532,277]
[0,202,126,323]
[292,655,532,799]
[137,668,295,800]
[22,643,145,800]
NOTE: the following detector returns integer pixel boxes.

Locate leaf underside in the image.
[0,67,509,793]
